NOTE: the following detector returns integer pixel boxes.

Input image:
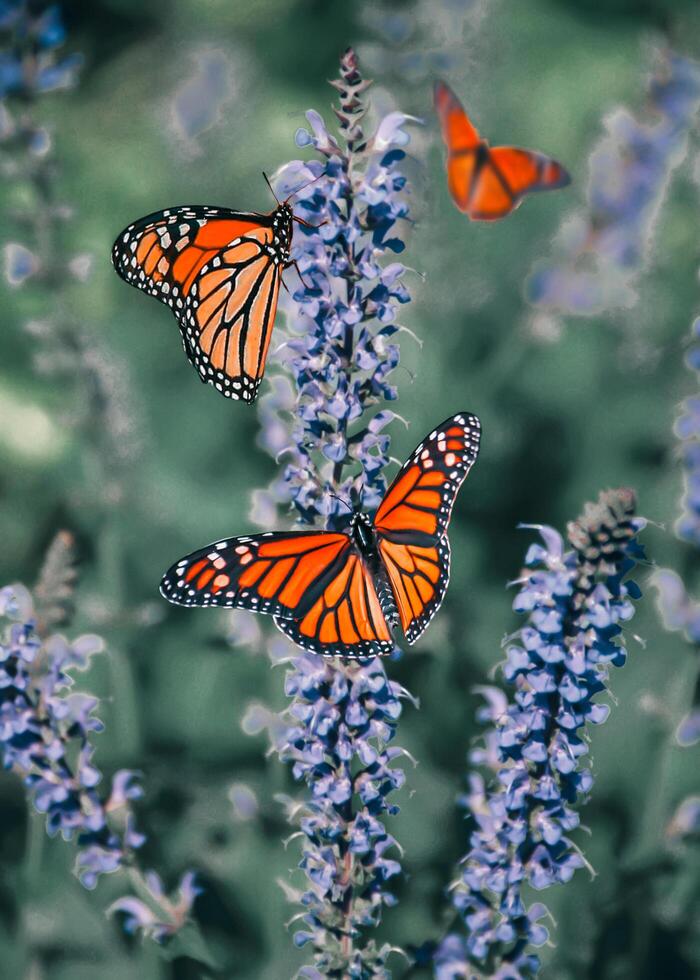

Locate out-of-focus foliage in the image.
[1,1,700,978]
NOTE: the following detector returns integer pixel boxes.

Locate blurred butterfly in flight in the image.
[434,80,571,220]
[111,175,320,404]
[160,413,481,658]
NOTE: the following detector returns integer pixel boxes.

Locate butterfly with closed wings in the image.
[111,176,318,404]
[434,80,571,221]
[160,413,481,658]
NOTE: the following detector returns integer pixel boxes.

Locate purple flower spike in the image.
[436,489,645,977]
[240,49,416,976]
[526,50,700,322]
[0,561,198,945]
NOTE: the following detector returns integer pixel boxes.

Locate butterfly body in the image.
[348,511,401,634]
[112,200,294,402]
[434,80,570,221]
[160,412,481,658]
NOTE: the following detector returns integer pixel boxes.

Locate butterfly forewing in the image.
[160,530,352,618]
[160,529,395,658]
[111,206,271,304]
[434,80,481,151]
[374,412,481,644]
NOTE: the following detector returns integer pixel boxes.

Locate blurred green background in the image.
[2,0,700,977]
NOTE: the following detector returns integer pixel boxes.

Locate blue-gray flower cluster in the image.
[673,316,700,549]
[651,313,700,844]
[0,581,145,887]
[526,50,700,319]
[436,488,645,979]
[275,653,412,978]
[240,49,417,978]
[257,46,415,529]
[0,546,198,943]
[0,0,82,99]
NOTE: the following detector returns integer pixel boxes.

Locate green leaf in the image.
[159,922,219,971]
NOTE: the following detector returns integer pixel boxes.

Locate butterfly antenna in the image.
[262,171,280,205]
[285,168,326,205]
[328,492,353,514]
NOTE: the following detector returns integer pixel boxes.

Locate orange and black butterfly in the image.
[434,80,571,221]
[111,180,313,403]
[160,412,481,658]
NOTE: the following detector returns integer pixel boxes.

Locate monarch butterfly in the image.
[434,80,571,221]
[111,177,316,404]
[160,412,481,658]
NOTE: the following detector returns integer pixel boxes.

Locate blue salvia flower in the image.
[0,546,199,941]
[239,49,416,977]
[0,578,145,886]
[257,46,416,530]
[526,50,700,319]
[435,489,645,979]
[272,653,414,978]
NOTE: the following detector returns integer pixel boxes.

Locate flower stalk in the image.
[435,489,646,979]
[244,48,417,978]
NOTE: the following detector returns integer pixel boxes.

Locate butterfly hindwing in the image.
[468,148,571,220]
[374,412,481,644]
[273,552,395,659]
[181,230,283,401]
[378,537,451,644]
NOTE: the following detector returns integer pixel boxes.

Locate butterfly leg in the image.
[292,214,327,230]
[285,259,313,290]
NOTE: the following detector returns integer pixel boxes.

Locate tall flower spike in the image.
[652,312,700,847]
[0,581,145,886]
[0,573,200,942]
[673,316,700,549]
[242,49,416,977]
[1,1,138,481]
[257,45,415,530]
[526,50,700,322]
[435,489,646,979]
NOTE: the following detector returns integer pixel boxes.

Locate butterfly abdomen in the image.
[375,568,400,634]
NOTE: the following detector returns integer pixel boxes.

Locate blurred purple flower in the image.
[673,317,700,548]
[667,796,700,842]
[436,489,645,978]
[0,1,82,99]
[0,582,144,885]
[526,50,700,318]
[108,870,202,943]
[0,574,198,944]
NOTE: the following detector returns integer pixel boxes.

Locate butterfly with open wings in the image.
[111,177,317,404]
[434,80,571,221]
[160,413,481,658]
